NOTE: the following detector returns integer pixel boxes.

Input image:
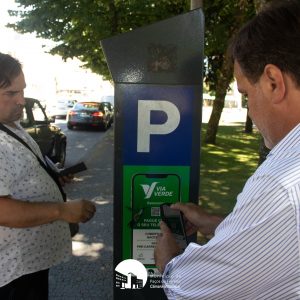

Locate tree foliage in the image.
[8,0,269,145]
[9,0,255,84]
[204,0,255,90]
[8,0,189,79]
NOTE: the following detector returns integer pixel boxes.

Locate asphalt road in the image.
[54,119,109,167]
[49,124,114,299]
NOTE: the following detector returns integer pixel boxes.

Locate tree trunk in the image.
[244,108,253,133]
[108,0,118,34]
[191,0,203,9]
[205,54,233,144]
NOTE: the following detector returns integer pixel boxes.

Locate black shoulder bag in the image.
[0,123,79,237]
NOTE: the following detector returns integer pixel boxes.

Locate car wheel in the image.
[57,141,66,167]
[67,123,73,130]
[102,122,108,131]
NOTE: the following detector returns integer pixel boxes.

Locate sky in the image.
[0,0,18,28]
[0,0,53,57]
[0,1,113,104]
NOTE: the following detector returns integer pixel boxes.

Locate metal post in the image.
[102,8,204,300]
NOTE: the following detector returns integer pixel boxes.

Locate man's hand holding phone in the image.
[154,203,188,274]
[171,202,224,236]
[154,221,181,274]
[160,203,188,250]
[155,202,224,274]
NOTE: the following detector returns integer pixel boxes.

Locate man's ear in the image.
[262,64,286,104]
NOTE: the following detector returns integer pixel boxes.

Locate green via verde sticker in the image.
[123,166,190,267]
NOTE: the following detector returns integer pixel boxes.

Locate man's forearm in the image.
[0,196,63,228]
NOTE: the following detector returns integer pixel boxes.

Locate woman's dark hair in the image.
[231,0,300,85]
[0,53,22,88]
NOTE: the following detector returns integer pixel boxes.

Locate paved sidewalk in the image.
[49,129,114,300]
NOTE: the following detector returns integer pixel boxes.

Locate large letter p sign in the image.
[137,100,180,152]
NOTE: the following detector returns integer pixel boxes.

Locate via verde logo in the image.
[141,182,174,199]
[141,182,158,199]
[115,259,148,289]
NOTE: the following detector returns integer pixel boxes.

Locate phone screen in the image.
[131,173,180,265]
[160,203,187,251]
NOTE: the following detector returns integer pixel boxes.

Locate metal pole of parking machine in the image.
[101,9,204,300]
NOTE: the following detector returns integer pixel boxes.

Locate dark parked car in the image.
[66,101,112,130]
[20,97,67,166]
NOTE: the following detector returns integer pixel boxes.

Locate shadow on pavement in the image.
[49,130,114,299]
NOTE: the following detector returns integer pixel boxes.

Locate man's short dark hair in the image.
[231,0,300,85]
[0,53,22,88]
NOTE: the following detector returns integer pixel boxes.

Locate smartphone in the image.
[59,162,87,176]
[160,203,188,251]
[45,156,87,176]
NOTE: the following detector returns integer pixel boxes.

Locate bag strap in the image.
[0,123,66,201]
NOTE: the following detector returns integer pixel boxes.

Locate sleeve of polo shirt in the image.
[0,140,17,197]
[162,177,300,299]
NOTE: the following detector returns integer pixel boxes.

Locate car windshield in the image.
[74,103,100,110]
